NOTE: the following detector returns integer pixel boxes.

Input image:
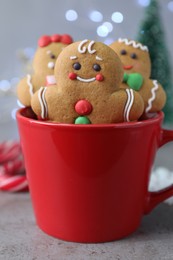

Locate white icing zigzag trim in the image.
[38,87,48,119]
[27,74,34,96]
[124,89,134,122]
[118,38,148,52]
[145,80,159,113]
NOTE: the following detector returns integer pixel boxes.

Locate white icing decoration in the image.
[88,41,96,54]
[46,50,51,54]
[78,39,96,54]
[38,87,48,119]
[124,89,134,122]
[46,75,56,85]
[76,76,95,83]
[48,61,55,69]
[70,56,77,60]
[27,74,34,96]
[118,38,148,52]
[145,80,159,113]
[96,56,103,61]
[78,39,88,53]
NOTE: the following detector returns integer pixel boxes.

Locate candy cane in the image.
[0,175,28,192]
[0,141,29,192]
[0,142,21,163]
[0,157,25,175]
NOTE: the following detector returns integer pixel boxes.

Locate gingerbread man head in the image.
[110,38,166,115]
[54,39,124,94]
[17,34,73,107]
[33,34,73,83]
[110,38,151,78]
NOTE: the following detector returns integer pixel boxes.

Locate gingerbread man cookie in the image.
[17,34,73,106]
[31,40,144,124]
[110,38,166,114]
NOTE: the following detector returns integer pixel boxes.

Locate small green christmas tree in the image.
[136,0,173,125]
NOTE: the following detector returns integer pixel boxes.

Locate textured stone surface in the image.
[0,192,173,260]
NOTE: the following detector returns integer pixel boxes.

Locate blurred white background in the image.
[0,0,173,141]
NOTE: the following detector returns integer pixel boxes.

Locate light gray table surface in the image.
[0,192,173,260]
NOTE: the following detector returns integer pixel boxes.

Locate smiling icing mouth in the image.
[76,76,96,82]
[68,72,104,82]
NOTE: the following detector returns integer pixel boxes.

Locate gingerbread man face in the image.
[17,34,73,107]
[109,38,166,114]
[110,38,151,78]
[33,34,73,82]
[54,39,124,94]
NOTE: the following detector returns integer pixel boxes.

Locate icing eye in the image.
[131,53,137,59]
[93,64,101,71]
[120,49,127,55]
[73,62,81,70]
[50,54,56,59]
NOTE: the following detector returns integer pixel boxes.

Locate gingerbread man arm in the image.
[31,86,48,119]
[110,89,144,122]
[31,85,58,120]
[139,78,166,113]
[17,74,37,107]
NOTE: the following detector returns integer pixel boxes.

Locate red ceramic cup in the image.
[16,108,173,243]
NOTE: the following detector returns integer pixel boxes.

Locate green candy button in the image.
[127,73,143,91]
[123,73,129,82]
[123,72,144,91]
[75,116,91,124]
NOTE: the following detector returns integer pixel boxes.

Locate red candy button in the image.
[69,72,77,80]
[75,100,93,115]
[96,73,104,81]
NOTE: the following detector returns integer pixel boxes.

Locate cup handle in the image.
[144,128,173,214]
